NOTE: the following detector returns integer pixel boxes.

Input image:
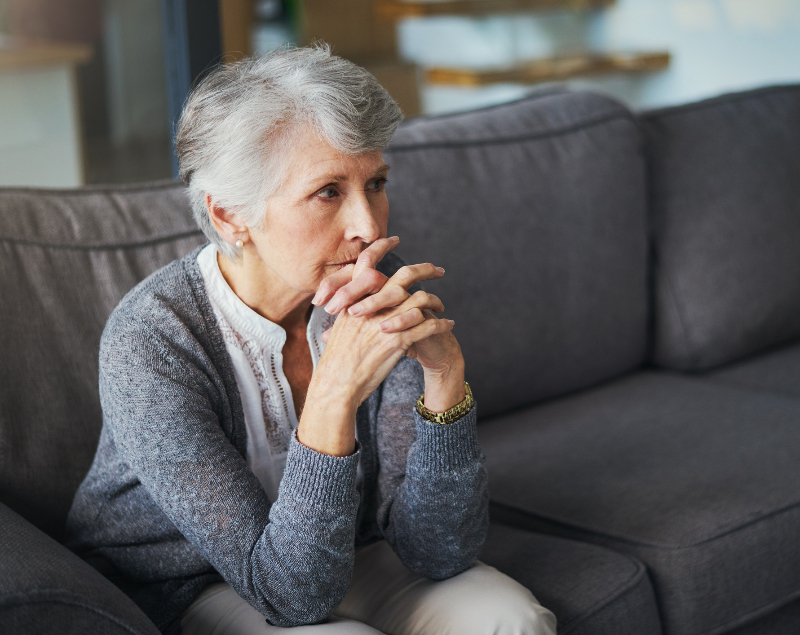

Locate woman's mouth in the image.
[331,258,358,270]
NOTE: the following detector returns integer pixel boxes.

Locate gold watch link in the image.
[415,382,474,425]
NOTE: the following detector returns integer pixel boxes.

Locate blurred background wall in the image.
[402,0,800,114]
[0,0,798,188]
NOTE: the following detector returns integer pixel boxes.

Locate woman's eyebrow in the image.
[307,164,391,187]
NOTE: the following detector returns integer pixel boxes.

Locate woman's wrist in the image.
[422,357,466,413]
[297,381,359,457]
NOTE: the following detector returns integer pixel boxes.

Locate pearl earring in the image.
[235,239,244,249]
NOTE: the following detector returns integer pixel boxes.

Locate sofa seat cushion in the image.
[703,338,800,400]
[482,523,661,635]
[384,90,648,418]
[0,182,205,539]
[643,84,800,371]
[0,502,160,635]
[724,598,800,635]
[480,371,800,635]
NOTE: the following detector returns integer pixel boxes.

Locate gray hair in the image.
[176,45,404,260]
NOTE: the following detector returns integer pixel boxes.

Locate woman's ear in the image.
[205,194,248,247]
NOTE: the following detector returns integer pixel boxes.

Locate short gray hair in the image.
[176,45,404,260]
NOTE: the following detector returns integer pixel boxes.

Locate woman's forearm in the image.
[374,358,487,580]
[297,379,359,457]
[384,407,488,580]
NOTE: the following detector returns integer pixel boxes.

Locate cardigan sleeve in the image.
[98,311,360,627]
[374,356,489,579]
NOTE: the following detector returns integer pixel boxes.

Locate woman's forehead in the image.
[288,136,387,182]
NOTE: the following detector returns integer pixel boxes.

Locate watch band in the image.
[415,382,474,425]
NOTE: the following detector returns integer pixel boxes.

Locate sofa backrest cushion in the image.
[385,91,649,419]
[0,182,205,539]
[643,85,800,371]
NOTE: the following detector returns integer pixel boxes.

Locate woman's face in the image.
[247,127,390,296]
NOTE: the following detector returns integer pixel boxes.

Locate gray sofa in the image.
[1,83,799,635]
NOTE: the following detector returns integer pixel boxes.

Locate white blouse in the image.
[197,244,336,502]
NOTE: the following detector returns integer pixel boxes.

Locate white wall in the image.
[397,0,800,115]
[0,65,84,187]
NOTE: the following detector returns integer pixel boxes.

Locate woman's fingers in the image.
[397,313,455,347]
[388,263,445,289]
[324,268,389,315]
[348,284,409,317]
[347,264,445,317]
[312,264,356,307]
[352,236,400,278]
[378,292,445,332]
[311,237,399,309]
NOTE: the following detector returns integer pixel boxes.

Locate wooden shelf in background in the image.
[425,51,670,86]
[376,0,614,19]
[0,36,92,70]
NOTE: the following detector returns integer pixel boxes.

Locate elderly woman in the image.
[66,47,556,635]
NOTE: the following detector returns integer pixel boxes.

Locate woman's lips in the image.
[331,258,358,270]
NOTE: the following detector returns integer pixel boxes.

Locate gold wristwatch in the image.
[415,382,474,425]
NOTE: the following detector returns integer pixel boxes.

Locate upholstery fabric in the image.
[384,91,648,418]
[0,501,160,635]
[0,182,205,539]
[643,85,800,371]
[481,524,662,635]
[703,337,800,400]
[480,371,800,635]
[725,599,800,635]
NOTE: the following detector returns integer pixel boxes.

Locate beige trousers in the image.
[181,540,557,635]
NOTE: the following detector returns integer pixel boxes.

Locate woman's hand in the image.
[299,289,454,456]
[311,236,443,315]
[313,292,455,408]
[313,237,467,413]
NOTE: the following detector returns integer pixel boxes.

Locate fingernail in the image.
[436,267,445,274]
[311,292,322,306]
[348,306,362,316]
[325,300,340,315]
[448,319,455,326]
[390,235,400,241]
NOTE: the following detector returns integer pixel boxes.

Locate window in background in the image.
[0,0,97,187]
[90,0,172,184]
[0,0,174,187]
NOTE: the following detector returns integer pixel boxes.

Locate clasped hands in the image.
[309,236,465,416]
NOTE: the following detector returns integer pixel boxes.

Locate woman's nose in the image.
[343,192,381,244]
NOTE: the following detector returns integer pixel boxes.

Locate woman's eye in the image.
[367,178,388,192]
[317,187,337,199]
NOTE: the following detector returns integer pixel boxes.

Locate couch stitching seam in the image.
[0,229,203,250]
[388,112,634,152]
[490,499,800,549]
[639,84,800,121]
[693,589,800,635]
[0,180,181,196]
[560,559,651,634]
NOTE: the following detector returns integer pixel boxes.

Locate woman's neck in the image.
[216,250,313,334]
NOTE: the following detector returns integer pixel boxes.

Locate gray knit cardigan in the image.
[65,248,488,635]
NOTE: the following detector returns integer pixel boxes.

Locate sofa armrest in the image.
[0,501,160,635]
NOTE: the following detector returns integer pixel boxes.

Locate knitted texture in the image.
[65,248,488,635]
